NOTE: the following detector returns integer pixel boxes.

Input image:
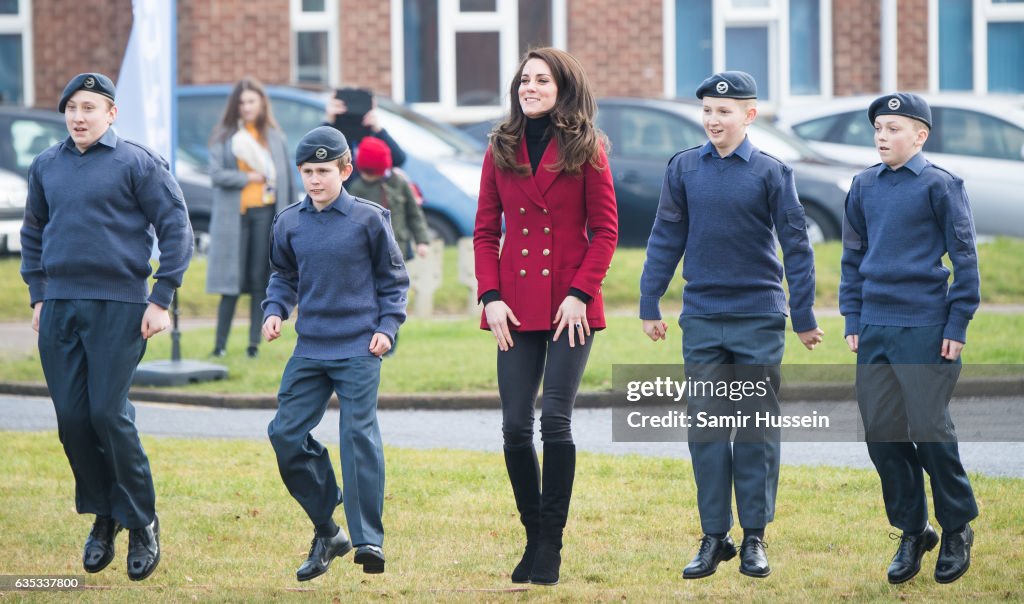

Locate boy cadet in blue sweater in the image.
[20,73,193,581]
[262,126,409,581]
[840,93,979,585]
[639,71,823,580]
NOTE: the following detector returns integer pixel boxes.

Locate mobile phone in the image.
[335,87,373,117]
[333,88,374,143]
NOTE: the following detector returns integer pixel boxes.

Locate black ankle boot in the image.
[530,443,575,586]
[504,445,541,583]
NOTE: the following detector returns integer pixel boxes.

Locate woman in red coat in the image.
[473,47,618,586]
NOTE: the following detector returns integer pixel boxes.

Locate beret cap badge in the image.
[315,147,328,160]
[84,76,96,89]
[716,81,729,94]
[888,97,901,110]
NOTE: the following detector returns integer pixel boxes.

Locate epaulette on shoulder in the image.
[670,145,703,171]
[669,144,702,163]
[352,196,387,214]
[122,139,164,160]
[925,161,959,182]
[756,149,787,166]
[279,200,303,214]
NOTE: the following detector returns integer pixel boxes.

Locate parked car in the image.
[774,94,1024,238]
[177,85,483,247]
[0,88,483,255]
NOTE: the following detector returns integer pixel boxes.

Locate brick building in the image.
[2,0,1022,122]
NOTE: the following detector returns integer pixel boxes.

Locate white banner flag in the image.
[115,0,176,167]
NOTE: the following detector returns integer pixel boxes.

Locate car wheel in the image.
[801,202,840,245]
[424,212,459,246]
[191,216,211,256]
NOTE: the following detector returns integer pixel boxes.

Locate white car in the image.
[0,168,28,253]
[775,94,1024,238]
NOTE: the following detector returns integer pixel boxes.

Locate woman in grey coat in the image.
[207,78,296,357]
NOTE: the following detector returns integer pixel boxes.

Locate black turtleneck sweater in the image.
[479,113,592,307]
[525,114,551,175]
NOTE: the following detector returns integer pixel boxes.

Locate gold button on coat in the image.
[542,269,550,276]
[522,228,529,235]
[519,269,527,277]
[521,249,529,257]
[543,227,551,234]
[542,209,549,215]
[543,249,550,256]
[519,207,526,215]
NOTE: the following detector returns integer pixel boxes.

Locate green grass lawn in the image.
[1,432,1021,602]
[0,313,1022,396]
[2,238,1024,322]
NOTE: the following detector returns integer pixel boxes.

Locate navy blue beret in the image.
[59,72,116,113]
[868,92,932,129]
[295,126,350,165]
[696,71,757,100]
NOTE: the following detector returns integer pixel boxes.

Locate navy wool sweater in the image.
[263,191,409,360]
[839,153,980,343]
[20,129,193,308]
[640,137,817,332]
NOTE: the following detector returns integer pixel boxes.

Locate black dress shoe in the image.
[354,544,385,574]
[296,529,353,581]
[739,536,771,578]
[246,346,258,358]
[126,516,160,581]
[682,534,737,579]
[935,524,973,584]
[528,542,563,586]
[887,524,939,584]
[83,516,122,573]
[210,348,226,358]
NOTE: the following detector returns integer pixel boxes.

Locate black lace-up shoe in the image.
[354,545,385,574]
[126,516,161,581]
[739,536,771,578]
[887,525,939,584]
[83,516,122,573]
[935,524,973,584]
[682,535,737,579]
[296,528,353,581]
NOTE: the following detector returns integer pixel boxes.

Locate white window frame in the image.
[663,0,832,109]
[928,0,1024,93]
[391,0,567,123]
[0,0,33,106]
[290,0,340,87]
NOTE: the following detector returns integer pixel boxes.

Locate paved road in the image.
[3,394,1023,478]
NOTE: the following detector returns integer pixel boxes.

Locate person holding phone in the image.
[323,87,406,182]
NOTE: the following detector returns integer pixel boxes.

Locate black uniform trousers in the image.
[856,324,978,533]
[38,299,155,529]
[268,355,385,547]
[681,313,785,535]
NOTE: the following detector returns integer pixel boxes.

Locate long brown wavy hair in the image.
[210,77,280,143]
[490,47,608,176]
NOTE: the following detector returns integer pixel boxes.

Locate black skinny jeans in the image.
[498,330,594,447]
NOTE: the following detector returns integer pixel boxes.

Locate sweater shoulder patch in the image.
[352,196,387,213]
[669,145,702,172]
[924,162,960,184]
[122,139,169,168]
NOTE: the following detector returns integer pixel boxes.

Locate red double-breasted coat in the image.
[474,137,618,331]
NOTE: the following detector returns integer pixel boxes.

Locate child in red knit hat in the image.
[348,136,431,260]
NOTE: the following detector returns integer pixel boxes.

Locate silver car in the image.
[774,94,1024,238]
